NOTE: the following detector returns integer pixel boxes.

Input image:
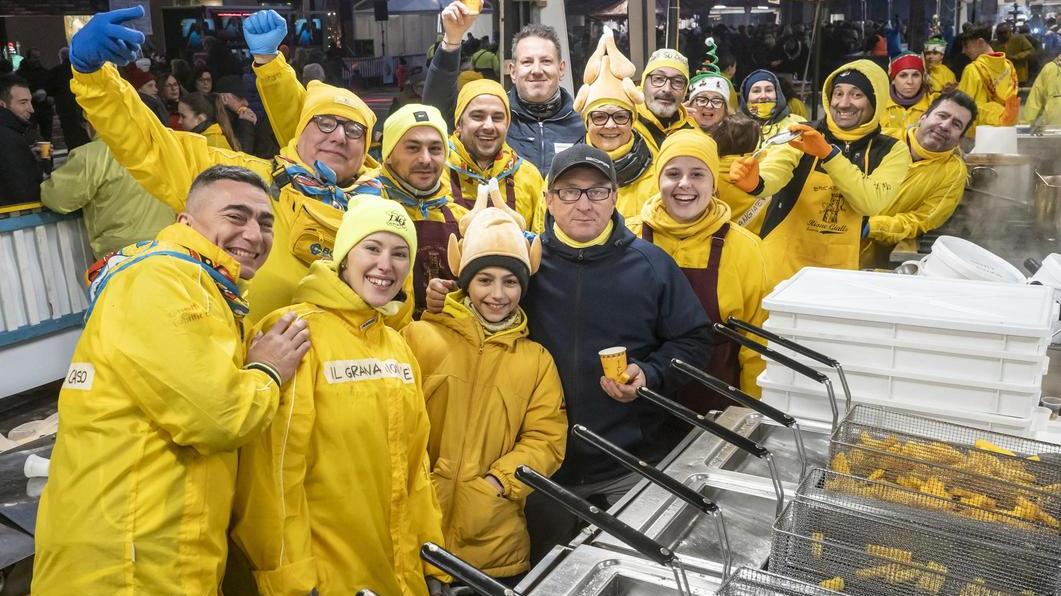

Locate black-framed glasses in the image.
[312,115,367,140]
[691,96,726,109]
[647,73,688,91]
[551,186,614,203]
[587,110,633,126]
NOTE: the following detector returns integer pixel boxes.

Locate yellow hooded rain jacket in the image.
[1023,58,1061,126]
[958,52,1019,132]
[33,223,280,595]
[401,292,567,577]
[231,260,446,596]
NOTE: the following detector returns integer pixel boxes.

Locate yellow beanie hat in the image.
[296,81,377,141]
[574,28,644,120]
[447,182,541,292]
[332,195,418,266]
[454,79,510,123]
[641,48,690,87]
[656,129,719,188]
[382,103,449,164]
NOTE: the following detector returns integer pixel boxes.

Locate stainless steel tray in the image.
[523,545,720,595]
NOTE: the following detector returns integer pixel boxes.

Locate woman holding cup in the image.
[626,129,768,409]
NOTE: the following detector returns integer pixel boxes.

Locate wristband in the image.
[441,39,461,50]
[822,145,841,162]
[246,361,282,386]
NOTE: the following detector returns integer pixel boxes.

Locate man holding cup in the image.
[427,144,710,560]
[0,74,43,205]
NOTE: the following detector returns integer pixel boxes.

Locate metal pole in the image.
[809,0,823,120]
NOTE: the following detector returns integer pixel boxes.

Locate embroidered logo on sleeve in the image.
[62,363,95,391]
[324,359,415,384]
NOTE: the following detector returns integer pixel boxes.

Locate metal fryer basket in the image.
[770,491,1060,595]
[833,405,1061,484]
[714,567,841,595]
[799,468,1061,559]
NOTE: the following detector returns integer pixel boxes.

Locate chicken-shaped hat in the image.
[447,180,542,292]
[573,27,645,118]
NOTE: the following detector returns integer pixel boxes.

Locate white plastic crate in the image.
[762,321,1050,387]
[758,372,1036,436]
[764,268,1057,357]
[763,358,1042,419]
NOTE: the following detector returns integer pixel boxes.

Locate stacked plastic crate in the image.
[757,268,1058,435]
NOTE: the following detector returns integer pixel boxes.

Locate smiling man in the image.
[66,7,380,323]
[634,48,700,153]
[730,60,911,288]
[861,91,976,267]
[33,165,311,595]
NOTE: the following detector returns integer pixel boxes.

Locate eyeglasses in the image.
[691,96,726,109]
[551,186,614,203]
[587,110,633,126]
[312,115,367,140]
[647,73,688,91]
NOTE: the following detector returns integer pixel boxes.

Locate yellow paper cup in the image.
[463,0,482,14]
[599,346,628,383]
[35,141,52,158]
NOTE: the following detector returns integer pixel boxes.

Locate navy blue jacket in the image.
[422,45,585,175]
[526,213,712,485]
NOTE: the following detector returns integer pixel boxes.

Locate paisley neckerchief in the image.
[447,139,523,185]
[613,132,654,186]
[84,241,248,321]
[271,156,349,210]
[357,168,449,218]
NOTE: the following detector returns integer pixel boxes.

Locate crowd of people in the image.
[0,3,1057,595]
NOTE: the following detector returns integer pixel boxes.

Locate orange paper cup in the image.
[599,346,628,382]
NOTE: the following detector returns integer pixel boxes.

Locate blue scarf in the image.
[276,158,350,210]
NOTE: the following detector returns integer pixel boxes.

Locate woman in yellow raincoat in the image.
[626,129,768,405]
[574,30,658,220]
[401,189,567,582]
[879,52,934,137]
[231,198,448,596]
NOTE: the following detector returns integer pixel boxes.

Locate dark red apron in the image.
[412,205,460,316]
[449,169,517,211]
[643,222,742,413]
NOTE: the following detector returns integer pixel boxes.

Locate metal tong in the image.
[636,386,785,518]
[514,465,694,596]
[570,424,733,580]
[715,317,852,431]
[420,543,520,596]
[671,358,809,481]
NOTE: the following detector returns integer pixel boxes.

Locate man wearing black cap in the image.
[730,59,910,289]
[214,74,278,158]
[427,143,711,560]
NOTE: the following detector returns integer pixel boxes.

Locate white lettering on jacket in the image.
[62,363,95,391]
[323,359,415,384]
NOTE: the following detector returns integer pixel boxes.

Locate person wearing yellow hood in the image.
[66,7,379,324]
[861,91,975,268]
[729,60,911,288]
[231,197,449,596]
[958,23,1019,132]
[880,52,935,138]
[575,29,658,220]
[401,189,567,582]
[711,113,769,234]
[634,48,700,153]
[1022,55,1061,127]
[740,69,807,151]
[626,129,767,401]
[924,36,957,94]
[33,166,312,595]
[421,4,546,232]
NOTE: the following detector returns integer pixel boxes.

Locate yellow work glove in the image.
[787,123,835,160]
[728,156,761,193]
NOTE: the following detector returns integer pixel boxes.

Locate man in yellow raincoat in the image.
[958,24,1019,132]
[33,165,311,594]
[1023,55,1061,127]
[924,36,957,94]
[422,1,545,231]
[67,7,379,324]
[634,48,700,153]
[861,91,976,268]
[729,60,911,289]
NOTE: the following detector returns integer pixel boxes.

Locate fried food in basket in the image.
[916,562,948,595]
[854,562,919,584]
[818,576,844,591]
[810,531,825,559]
[866,544,912,562]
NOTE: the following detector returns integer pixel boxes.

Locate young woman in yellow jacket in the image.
[177,91,236,150]
[575,29,658,220]
[231,198,448,596]
[626,129,768,405]
[880,53,934,138]
[402,191,567,581]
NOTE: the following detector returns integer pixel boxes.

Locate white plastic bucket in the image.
[918,236,1027,284]
[971,125,1019,154]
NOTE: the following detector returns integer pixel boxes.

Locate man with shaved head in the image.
[34,165,312,594]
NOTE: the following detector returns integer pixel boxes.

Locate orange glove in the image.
[787,123,835,160]
[728,156,760,193]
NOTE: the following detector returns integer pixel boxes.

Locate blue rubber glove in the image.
[69,6,146,73]
[243,10,288,56]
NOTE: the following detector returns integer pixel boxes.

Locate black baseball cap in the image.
[548,144,618,188]
[214,75,246,98]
